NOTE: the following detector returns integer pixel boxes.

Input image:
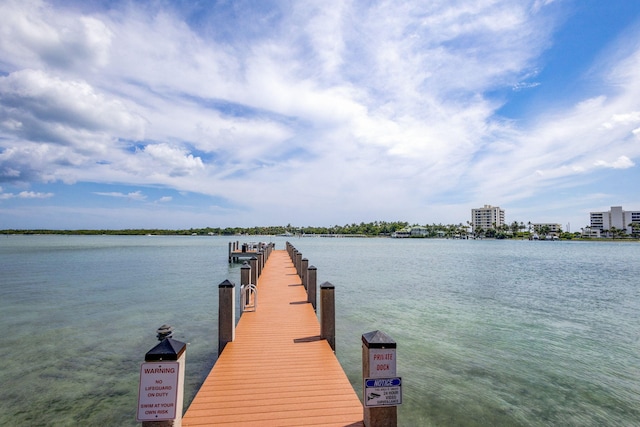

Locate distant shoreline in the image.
[2,229,638,242]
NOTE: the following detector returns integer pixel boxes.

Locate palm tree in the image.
[510,221,519,235]
[540,225,550,238]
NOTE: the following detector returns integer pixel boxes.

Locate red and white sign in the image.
[369,348,396,378]
[136,362,179,421]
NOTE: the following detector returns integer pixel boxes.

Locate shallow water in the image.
[1,236,639,426]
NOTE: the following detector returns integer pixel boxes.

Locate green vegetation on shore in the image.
[0,221,408,237]
[2,220,638,240]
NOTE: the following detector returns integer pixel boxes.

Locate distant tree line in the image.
[0,221,409,236]
[2,219,638,239]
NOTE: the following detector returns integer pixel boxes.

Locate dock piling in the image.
[320,281,336,352]
[296,252,302,277]
[218,280,235,355]
[307,265,317,310]
[301,258,309,289]
[249,256,258,287]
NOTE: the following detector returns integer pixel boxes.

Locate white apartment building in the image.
[590,206,640,236]
[471,205,505,232]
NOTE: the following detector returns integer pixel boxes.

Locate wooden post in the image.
[256,250,262,279]
[249,257,258,287]
[320,281,335,352]
[307,265,317,310]
[218,280,235,355]
[296,252,302,278]
[301,258,309,290]
[228,241,232,263]
[240,262,251,311]
[362,330,398,427]
[138,335,186,427]
[259,249,265,276]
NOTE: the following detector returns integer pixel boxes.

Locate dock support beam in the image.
[320,281,335,352]
[218,280,235,355]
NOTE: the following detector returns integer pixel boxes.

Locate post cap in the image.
[320,281,334,289]
[308,265,317,270]
[362,330,396,348]
[145,337,187,361]
[218,279,235,288]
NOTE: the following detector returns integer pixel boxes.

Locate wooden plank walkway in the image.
[182,250,364,426]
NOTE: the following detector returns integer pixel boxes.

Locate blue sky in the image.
[1,0,639,230]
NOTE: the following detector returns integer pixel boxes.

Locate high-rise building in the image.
[471,205,505,232]
[590,206,640,236]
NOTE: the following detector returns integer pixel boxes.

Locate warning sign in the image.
[364,377,402,407]
[136,362,179,421]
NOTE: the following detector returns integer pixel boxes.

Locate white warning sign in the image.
[136,362,179,421]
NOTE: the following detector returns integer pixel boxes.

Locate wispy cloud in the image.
[93,191,147,201]
[0,190,54,200]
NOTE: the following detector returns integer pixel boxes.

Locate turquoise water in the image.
[1,236,639,426]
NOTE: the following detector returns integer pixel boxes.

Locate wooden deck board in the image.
[182,250,363,426]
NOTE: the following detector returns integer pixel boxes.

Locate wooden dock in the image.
[228,241,266,263]
[182,249,364,426]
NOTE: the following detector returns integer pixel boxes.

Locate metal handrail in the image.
[241,283,257,312]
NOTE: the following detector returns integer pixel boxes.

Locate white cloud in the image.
[594,156,635,169]
[0,69,144,140]
[94,191,147,201]
[137,144,204,177]
[0,0,113,72]
[0,189,53,199]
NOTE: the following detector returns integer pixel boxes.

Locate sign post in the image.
[138,333,186,426]
[362,330,400,426]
